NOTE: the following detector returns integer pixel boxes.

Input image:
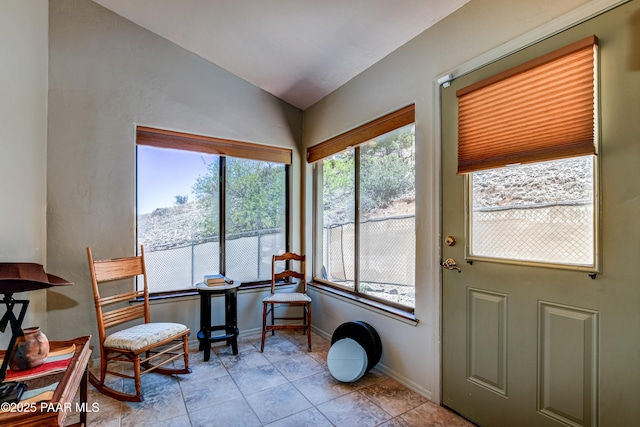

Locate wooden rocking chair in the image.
[86,246,191,402]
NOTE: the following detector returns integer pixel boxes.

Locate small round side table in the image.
[196,281,241,361]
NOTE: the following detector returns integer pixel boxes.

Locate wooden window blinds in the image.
[136,126,292,165]
[456,35,598,174]
[306,105,415,163]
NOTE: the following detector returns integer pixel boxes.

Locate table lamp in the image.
[0,263,72,403]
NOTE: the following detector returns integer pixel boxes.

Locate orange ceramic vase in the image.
[10,326,50,371]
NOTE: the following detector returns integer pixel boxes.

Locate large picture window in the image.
[309,106,416,311]
[136,127,291,293]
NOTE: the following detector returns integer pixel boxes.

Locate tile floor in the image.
[69,331,475,427]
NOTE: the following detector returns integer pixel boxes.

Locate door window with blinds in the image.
[458,36,599,270]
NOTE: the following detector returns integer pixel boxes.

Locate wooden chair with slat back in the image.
[86,245,191,402]
[260,252,312,352]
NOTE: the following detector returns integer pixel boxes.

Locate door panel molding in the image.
[537,301,599,427]
[467,288,508,396]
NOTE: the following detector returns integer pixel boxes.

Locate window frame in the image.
[464,156,600,272]
[308,106,416,314]
[136,126,292,295]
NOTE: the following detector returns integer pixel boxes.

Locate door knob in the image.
[443,258,461,272]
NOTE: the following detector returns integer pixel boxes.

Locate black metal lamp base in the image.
[0,294,29,404]
[0,381,26,403]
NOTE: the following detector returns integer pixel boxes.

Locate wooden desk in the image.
[0,336,91,427]
[196,282,240,361]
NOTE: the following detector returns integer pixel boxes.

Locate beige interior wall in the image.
[21,0,628,405]
[0,0,49,345]
[45,0,303,348]
[302,0,600,402]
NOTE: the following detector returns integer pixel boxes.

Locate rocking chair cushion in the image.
[104,322,188,351]
[263,292,311,303]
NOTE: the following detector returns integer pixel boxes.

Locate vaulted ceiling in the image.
[93,0,470,110]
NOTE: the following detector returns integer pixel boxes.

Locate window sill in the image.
[308,281,418,325]
[147,290,198,301]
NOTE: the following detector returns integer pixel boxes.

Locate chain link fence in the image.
[323,215,416,307]
[142,214,418,306]
[143,202,591,300]
[143,229,285,293]
[471,201,594,265]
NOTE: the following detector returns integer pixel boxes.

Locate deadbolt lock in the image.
[445,235,456,246]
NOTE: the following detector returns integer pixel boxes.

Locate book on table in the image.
[204,274,233,286]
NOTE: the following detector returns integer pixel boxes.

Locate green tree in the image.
[174,195,188,205]
[193,158,220,236]
[322,126,415,224]
[226,158,285,235]
[361,127,415,213]
[322,151,355,224]
[192,158,285,236]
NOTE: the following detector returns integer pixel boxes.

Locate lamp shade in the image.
[0,263,72,294]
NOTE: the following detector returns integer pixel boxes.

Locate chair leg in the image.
[303,305,307,330]
[306,303,312,352]
[133,356,142,400]
[100,351,108,384]
[261,302,268,352]
[270,303,275,336]
[182,335,190,371]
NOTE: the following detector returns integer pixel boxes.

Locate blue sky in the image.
[137,145,217,214]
